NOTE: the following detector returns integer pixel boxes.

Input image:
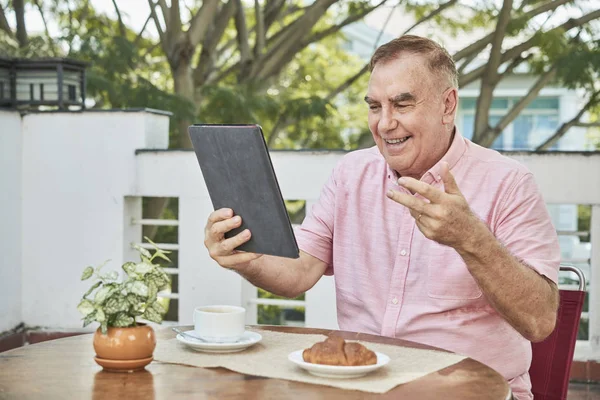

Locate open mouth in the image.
[384,136,411,145]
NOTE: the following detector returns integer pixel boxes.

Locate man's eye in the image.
[369,105,380,110]
[395,103,408,108]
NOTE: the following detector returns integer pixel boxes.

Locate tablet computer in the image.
[189,124,300,259]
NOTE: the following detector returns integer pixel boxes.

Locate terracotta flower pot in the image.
[93,323,156,372]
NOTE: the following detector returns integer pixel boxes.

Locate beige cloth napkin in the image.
[153,329,466,393]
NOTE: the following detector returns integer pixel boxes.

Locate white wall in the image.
[0,110,23,333]
[18,109,169,329]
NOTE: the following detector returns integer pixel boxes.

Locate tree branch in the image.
[304,0,389,46]
[265,0,338,60]
[266,114,289,147]
[325,63,369,102]
[267,63,370,146]
[473,0,513,142]
[148,0,169,45]
[111,0,126,37]
[32,0,57,56]
[188,0,220,47]
[234,0,252,78]
[403,0,457,35]
[575,122,600,128]
[536,92,600,151]
[147,0,168,55]
[480,65,558,147]
[457,52,478,74]
[373,1,398,51]
[460,8,600,87]
[169,0,182,41]
[264,0,286,33]
[157,0,170,29]
[193,0,237,86]
[134,14,152,46]
[13,0,27,48]
[0,2,13,36]
[453,0,573,62]
[254,0,266,58]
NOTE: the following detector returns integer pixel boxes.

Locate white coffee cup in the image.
[193,305,246,343]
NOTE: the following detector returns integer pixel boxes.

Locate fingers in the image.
[207,208,234,226]
[210,230,262,267]
[208,215,243,239]
[386,189,430,214]
[397,177,443,203]
[204,209,262,267]
[440,162,461,195]
[218,229,252,254]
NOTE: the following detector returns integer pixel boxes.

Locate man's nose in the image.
[378,108,397,133]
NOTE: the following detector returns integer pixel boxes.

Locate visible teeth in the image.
[386,137,409,144]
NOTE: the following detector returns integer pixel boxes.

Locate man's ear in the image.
[442,88,458,125]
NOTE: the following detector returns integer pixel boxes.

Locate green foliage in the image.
[77,237,172,334]
[198,32,369,149]
[257,288,305,325]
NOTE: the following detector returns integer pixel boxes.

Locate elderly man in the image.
[203,35,560,399]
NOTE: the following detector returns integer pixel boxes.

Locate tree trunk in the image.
[172,59,195,149]
[13,0,27,48]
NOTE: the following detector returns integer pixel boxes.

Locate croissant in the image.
[302,336,377,366]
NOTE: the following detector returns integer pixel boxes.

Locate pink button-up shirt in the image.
[294,131,560,399]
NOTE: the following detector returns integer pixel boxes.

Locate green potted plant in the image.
[77,237,172,372]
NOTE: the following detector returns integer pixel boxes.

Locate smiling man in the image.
[202,35,561,399]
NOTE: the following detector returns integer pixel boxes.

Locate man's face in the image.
[365,53,456,180]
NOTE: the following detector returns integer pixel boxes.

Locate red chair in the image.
[529,265,587,400]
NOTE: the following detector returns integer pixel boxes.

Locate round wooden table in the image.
[0,325,512,399]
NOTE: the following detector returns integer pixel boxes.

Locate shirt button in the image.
[392,297,399,305]
[400,249,407,256]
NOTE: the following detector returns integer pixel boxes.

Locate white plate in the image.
[288,349,390,379]
[176,330,262,353]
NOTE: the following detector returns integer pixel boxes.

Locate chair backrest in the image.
[529,265,586,400]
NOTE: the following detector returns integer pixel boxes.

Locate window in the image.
[459,97,560,150]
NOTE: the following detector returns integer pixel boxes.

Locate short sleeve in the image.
[294,165,338,275]
[494,172,560,283]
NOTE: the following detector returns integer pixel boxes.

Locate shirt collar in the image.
[386,127,466,184]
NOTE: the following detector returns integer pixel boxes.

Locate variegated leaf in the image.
[127,281,149,297]
[83,281,102,298]
[83,311,97,327]
[122,262,137,276]
[112,313,135,327]
[148,282,158,303]
[94,286,112,304]
[103,270,119,281]
[150,300,166,315]
[81,266,94,281]
[134,262,153,275]
[133,244,151,259]
[126,293,139,305]
[96,308,106,323]
[104,296,129,314]
[77,299,95,316]
[143,307,162,323]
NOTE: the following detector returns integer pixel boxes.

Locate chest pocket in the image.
[426,242,482,300]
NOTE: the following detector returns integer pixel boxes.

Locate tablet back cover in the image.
[189,124,299,259]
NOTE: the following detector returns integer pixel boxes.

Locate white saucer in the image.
[288,349,390,379]
[176,330,262,353]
